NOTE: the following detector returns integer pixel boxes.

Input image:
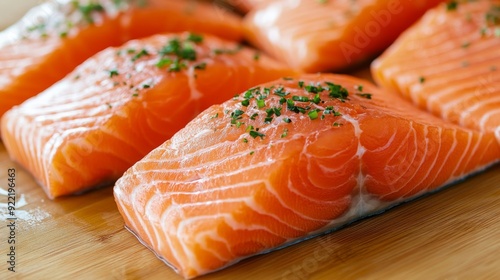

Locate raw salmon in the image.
[1,32,296,199]
[113,74,500,279]
[0,0,243,121]
[372,0,500,142]
[243,0,444,72]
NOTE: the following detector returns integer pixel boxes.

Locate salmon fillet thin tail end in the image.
[113,74,500,279]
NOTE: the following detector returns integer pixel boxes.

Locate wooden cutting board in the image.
[1,137,500,279]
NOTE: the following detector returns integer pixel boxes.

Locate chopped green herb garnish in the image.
[213,45,242,55]
[304,83,324,93]
[485,5,500,25]
[333,122,343,127]
[169,59,187,72]
[132,48,150,62]
[241,99,250,107]
[194,62,207,70]
[243,138,248,143]
[282,77,294,81]
[249,151,255,155]
[107,69,119,77]
[356,93,372,99]
[257,99,266,109]
[355,85,363,91]
[274,86,288,97]
[283,117,292,123]
[142,84,151,89]
[177,44,197,61]
[325,82,349,100]
[281,128,289,138]
[59,31,68,38]
[480,27,487,37]
[211,113,219,119]
[312,94,321,104]
[106,103,112,109]
[249,130,265,139]
[308,109,319,120]
[253,52,260,61]
[292,96,310,102]
[187,33,204,43]
[156,58,172,68]
[250,113,259,120]
[78,3,105,24]
[298,81,304,88]
[446,1,458,11]
[419,76,426,84]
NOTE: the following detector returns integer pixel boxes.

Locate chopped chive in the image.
[156,58,172,68]
[356,93,372,99]
[283,117,292,123]
[241,99,250,106]
[281,128,289,138]
[187,33,204,43]
[249,130,265,139]
[194,62,207,70]
[312,94,321,104]
[250,113,258,120]
[243,138,248,143]
[292,96,310,102]
[308,110,319,120]
[419,76,426,84]
[446,1,457,11]
[298,81,304,88]
[132,48,150,62]
[253,52,260,61]
[107,69,119,77]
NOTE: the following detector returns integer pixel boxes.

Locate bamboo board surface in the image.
[1,129,500,280]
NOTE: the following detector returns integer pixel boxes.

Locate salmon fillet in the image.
[0,0,243,121]
[224,0,272,13]
[1,32,295,199]
[113,74,500,279]
[243,0,444,72]
[372,0,500,142]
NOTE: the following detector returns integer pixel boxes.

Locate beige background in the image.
[0,0,42,29]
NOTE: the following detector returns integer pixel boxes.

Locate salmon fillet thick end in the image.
[372,0,500,142]
[113,74,500,279]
